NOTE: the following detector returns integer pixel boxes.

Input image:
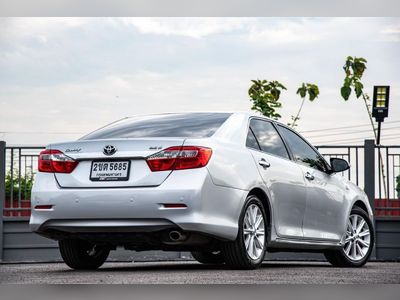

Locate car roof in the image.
[124,111,273,121]
[121,111,289,130]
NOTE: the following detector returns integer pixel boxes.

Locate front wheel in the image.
[59,239,110,270]
[324,206,374,267]
[222,195,267,269]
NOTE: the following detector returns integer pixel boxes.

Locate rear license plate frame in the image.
[90,160,131,182]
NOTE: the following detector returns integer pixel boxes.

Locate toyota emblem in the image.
[103,145,117,156]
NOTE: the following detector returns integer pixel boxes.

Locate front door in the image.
[299,164,346,241]
[277,125,345,242]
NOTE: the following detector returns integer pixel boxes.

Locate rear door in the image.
[276,125,345,242]
[246,118,307,239]
[51,138,185,188]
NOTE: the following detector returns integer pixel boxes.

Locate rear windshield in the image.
[81,113,232,140]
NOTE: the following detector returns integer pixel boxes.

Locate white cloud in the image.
[0,18,88,42]
[381,24,400,41]
[248,19,322,45]
[117,17,249,38]
[115,18,331,45]
[0,17,399,146]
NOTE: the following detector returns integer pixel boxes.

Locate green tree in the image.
[396,175,400,199]
[288,83,320,128]
[341,57,374,129]
[340,56,387,199]
[248,79,286,120]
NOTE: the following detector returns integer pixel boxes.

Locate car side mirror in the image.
[330,158,350,173]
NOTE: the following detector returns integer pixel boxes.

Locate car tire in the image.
[324,206,374,267]
[191,251,225,265]
[222,195,267,270]
[59,239,110,270]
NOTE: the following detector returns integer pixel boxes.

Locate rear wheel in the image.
[324,206,374,267]
[222,195,267,269]
[59,239,110,270]
[191,251,225,265]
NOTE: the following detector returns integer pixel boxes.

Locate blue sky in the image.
[0,17,399,145]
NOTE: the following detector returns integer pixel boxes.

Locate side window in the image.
[248,119,289,159]
[277,125,327,172]
[246,128,260,150]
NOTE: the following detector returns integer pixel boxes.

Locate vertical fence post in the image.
[364,139,376,259]
[0,141,5,262]
[364,139,375,209]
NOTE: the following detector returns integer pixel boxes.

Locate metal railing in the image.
[1,141,400,219]
[316,142,400,217]
[317,141,400,217]
[316,145,364,186]
[374,145,400,217]
[2,145,44,218]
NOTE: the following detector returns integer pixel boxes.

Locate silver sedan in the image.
[30,112,374,269]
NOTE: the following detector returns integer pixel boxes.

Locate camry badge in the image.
[103,145,117,156]
[65,148,82,153]
[149,146,163,150]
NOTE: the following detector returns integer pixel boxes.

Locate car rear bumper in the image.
[30,168,247,241]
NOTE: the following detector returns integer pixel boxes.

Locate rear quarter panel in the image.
[183,113,263,191]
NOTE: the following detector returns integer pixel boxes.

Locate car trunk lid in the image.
[50,138,185,188]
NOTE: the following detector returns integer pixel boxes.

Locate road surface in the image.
[0,261,399,284]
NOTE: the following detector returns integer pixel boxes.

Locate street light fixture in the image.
[372,86,390,145]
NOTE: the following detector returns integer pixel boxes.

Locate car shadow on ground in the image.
[54,261,333,273]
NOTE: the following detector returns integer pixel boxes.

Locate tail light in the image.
[38,149,78,173]
[146,146,212,172]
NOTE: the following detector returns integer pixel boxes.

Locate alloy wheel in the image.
[243,204,265,260]
[343,214,371,261]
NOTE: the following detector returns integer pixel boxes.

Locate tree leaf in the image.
[308,84,319,101]
[353,81,364,98]
[296,83,307,98]
[308,90,316,101]
[355,85,362,98]
[341,85,351,100]
[248,79,285,119]
[344,76,351,85]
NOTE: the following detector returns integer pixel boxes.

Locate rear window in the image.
[81,113,232,140]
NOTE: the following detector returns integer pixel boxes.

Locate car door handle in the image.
[305,172,314,180]
[258,159,270,168]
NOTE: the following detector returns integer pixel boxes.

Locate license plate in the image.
[90,161,130,181]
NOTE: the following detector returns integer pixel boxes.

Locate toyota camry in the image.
[30,112,374,269]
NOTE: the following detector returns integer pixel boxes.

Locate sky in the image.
[0,17,399,146]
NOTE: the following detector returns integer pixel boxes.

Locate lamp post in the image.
[372,86,390,145]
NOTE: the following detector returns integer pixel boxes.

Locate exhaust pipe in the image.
[168,230,187,242]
